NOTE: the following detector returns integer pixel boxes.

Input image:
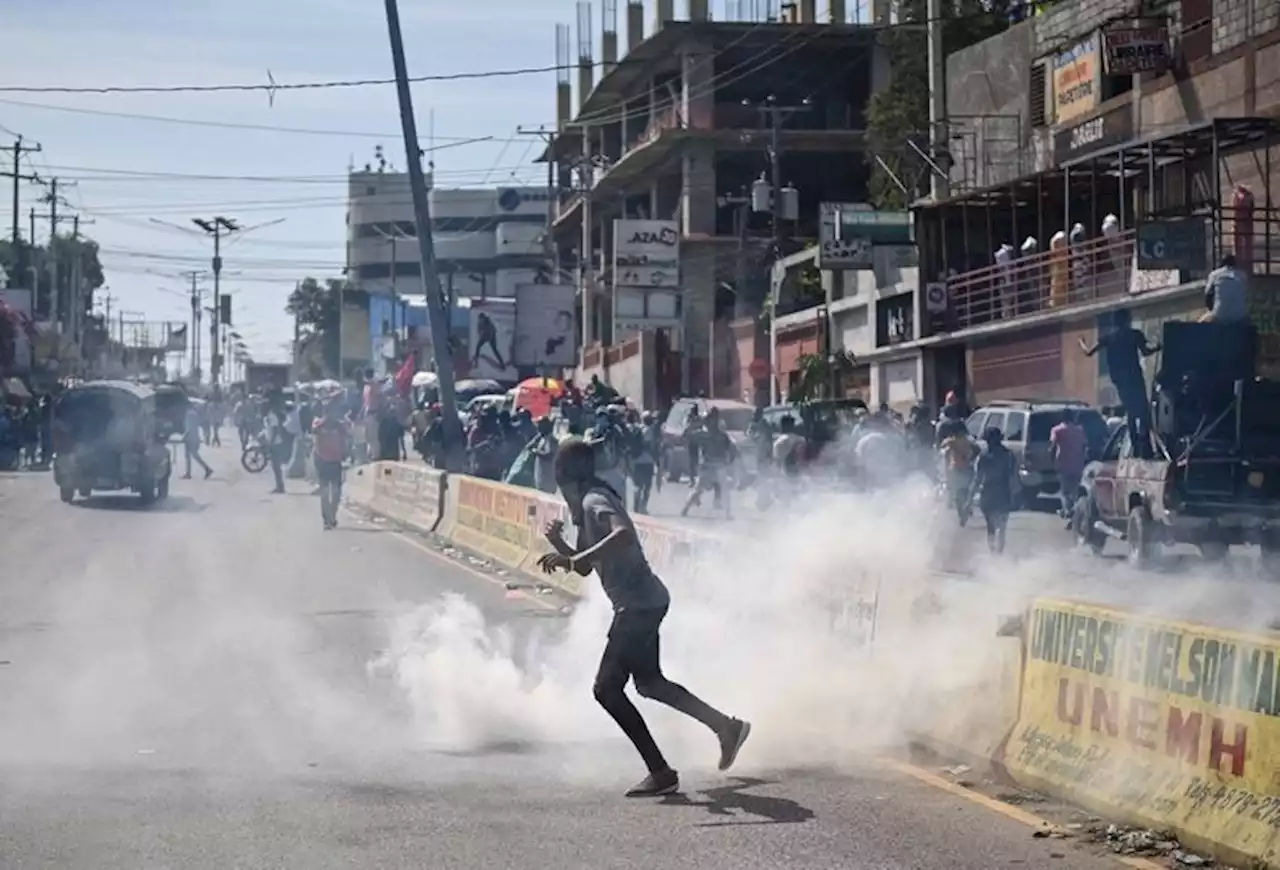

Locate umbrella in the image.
[516,376,565,394]
[455,378,502,401]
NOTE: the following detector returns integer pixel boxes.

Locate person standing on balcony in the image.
[1079,308,1161,457]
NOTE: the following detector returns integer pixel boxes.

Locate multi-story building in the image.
[885,0,1280,411]
[543,0,890,399]
[344,164,553,370]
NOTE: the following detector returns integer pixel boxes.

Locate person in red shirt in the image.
[312,398,351,530]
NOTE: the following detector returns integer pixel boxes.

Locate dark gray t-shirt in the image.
[579,485,670,612]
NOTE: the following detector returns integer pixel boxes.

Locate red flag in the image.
[394,352,417,398]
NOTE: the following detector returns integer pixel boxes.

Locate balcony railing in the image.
[944,229,1140,332]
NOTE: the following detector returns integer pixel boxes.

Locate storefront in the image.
[968,323,1065,403]
[871,352,923,414]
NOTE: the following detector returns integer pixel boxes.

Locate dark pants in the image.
[982,506,1010,553]
[1057,471,1082,518]
[1115,376,1152,457]
[315,459,343,524]
[632,463,654,514]
[593,606,729,774]
[270,440,288,491]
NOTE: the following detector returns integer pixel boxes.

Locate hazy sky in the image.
[0,0,577,368]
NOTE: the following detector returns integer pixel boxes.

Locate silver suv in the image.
[966,399,1109,504]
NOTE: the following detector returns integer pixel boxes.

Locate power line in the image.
[0,97,485,140]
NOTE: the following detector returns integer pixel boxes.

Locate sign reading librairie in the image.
[1103,25,1171,75]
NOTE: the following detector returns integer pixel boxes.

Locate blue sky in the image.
[0,0,577,368]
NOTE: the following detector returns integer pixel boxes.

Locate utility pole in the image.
[182,270,204,380]
[384,0,464,469]
[33,178,78,329]
[926,0,950,201]
[191,216,240,384]
[69,214,96,361]
[4,137,40,246]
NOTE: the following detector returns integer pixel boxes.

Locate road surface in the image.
[0,443,1155,870]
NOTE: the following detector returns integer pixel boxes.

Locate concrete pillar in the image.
[798,0,816,22]
[580,133,595,347]
[655,0,674,30]
[626,2,644,52]
[680,140,717,237]
[828,0,846,22]
[680,44,713,130]
[689,0,709,20]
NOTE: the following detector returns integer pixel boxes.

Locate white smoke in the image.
[373,473,1280,780]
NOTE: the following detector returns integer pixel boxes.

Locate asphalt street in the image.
[0,442,1157,870]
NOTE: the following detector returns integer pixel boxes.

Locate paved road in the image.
[0,444,1149,870]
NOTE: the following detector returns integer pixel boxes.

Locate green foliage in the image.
[792,350,859,405]
[286,276,345,376]
[865,0,1014,209]
[0,234,105,319]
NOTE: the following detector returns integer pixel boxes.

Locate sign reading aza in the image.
[627,226,677,247]
[612,219,681,289]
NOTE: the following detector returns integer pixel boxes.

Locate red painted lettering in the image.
[1209,720,1247,777]
[1125,697,1159,748]
[1165,707,1201,764]
[1090,688,1119,737]
[1057,678,1083,725]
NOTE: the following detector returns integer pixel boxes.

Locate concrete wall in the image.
[945,21,1043,190]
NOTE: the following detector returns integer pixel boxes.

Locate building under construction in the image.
[540,0,890,399]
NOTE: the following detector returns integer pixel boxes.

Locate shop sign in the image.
[1102,25,1171,76]
[1053,105,1133,164]
[1052,32,1101,124]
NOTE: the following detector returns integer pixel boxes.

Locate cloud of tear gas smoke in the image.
[0,527,414,775]
[374,474,1280,775]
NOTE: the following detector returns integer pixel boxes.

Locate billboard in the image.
[514,283,575,368]
[467,298,517,381]
[1052,32,1101,124]
[612,219,679,288]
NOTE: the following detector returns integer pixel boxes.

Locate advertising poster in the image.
[514,283,576,368]
[612,219,680,288]
[1052,33,1100,124]
[467,298,517,381]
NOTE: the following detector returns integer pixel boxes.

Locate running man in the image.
[312,399,350,530]
[537,438,751,797]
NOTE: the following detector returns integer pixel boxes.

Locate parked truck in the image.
[244,363,291,395]
[1074,320,1280,569]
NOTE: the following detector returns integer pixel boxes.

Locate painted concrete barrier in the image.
[1006,598,1280,869]
[360,461,445,534]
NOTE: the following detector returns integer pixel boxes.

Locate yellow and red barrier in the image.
[1006,598,1280,868]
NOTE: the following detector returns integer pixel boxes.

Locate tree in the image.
[0,233,106,321]
[286,277,344,377]
[791,350,860,405]
[865,0,1013,209]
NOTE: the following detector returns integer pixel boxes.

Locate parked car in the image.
[965,399,1108,505]
[660,397,755,481]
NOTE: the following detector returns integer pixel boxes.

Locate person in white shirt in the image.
[1202,254,1249,323]
[182,406,213,479]
[770,415,806,507]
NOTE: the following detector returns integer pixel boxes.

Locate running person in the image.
[537,438,751,797]
[312,399,350,529]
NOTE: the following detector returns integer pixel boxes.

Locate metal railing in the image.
[944,229,1139,331]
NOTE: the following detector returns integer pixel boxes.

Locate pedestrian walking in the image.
[182,405,213,480]
[312,399,350,530]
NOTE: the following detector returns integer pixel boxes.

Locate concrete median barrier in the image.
[351,461,445,534]
[1005,597,1280,868]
